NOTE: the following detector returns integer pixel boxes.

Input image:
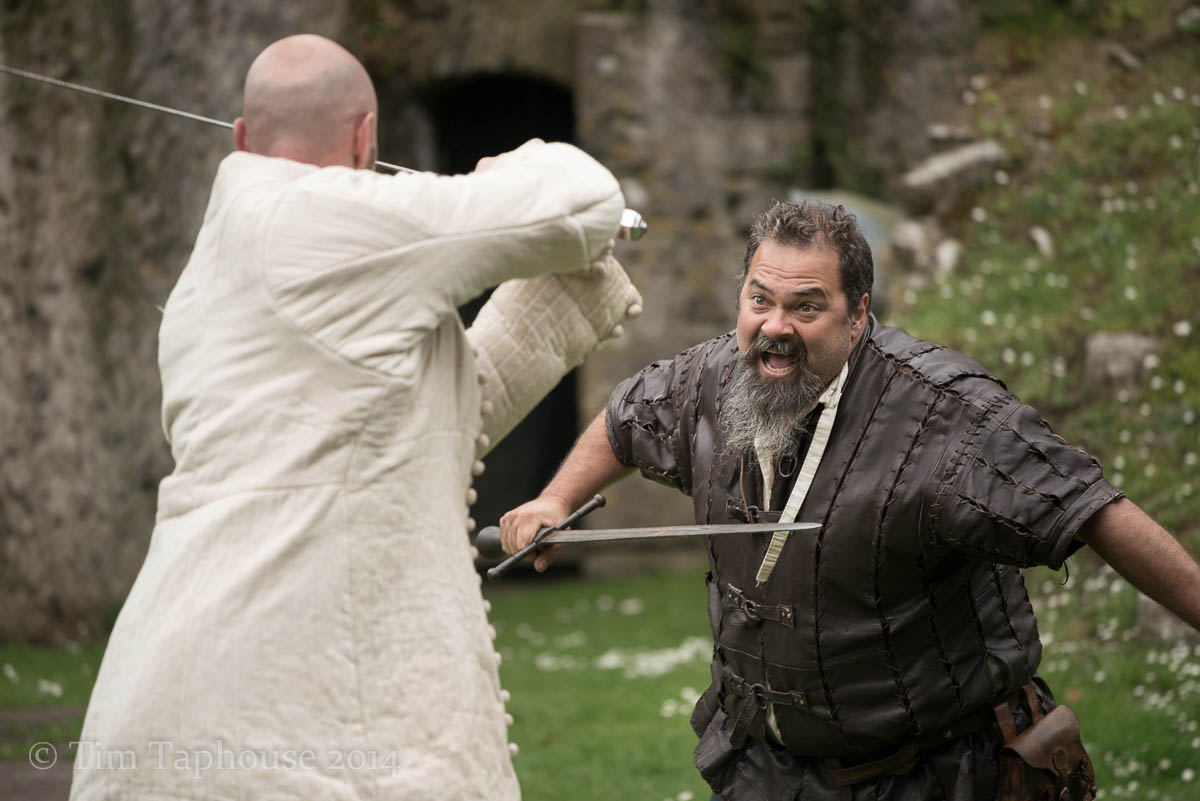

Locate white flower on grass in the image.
[594,636,711,679]
[971,206,987,223]
[1002,348,1016,365]
[595,595,614,612]
[3,663,18,683]
[981,310,997,326]
[1176,381,1187,395]
[1038,94,1053,110]
[994,169,1010,186]
[1151,375,1165,391]
[555,631,586,649]
[1153,91,1166,106]
[37,679,63,698]
[677,792,695,801]
[659,698,680,718]
[1113,105,1128,120]
[1183,767,1195,782]
[618,597,646,616]
[1174,320,1193,337]
[1174,86,1187,101]
[1171,134,1184,150]
[1074,80,1088,96]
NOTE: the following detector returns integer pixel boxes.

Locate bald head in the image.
[234,34,378,169]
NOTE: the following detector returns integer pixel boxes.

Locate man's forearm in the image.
[542,409,634,510]
[1078,497,1200,631]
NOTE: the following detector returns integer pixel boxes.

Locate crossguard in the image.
[480,494,606,582]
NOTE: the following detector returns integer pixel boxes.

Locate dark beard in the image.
[720,334,825,463]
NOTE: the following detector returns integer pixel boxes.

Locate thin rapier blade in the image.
[537,521,820,545]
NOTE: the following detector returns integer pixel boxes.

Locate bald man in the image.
[70,34,641,801]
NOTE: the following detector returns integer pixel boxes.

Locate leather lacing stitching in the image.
[873,379,942,736]
[811,359,893,753]
[991,563,1035,679]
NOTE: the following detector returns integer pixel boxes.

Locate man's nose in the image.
[760,308,793,340]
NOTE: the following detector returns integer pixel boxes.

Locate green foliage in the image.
[1029,560,1200,798]
[889,43,1200,544]
[976,0,1175,35]
[718,18,770,99]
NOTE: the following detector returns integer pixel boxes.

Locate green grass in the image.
[491,570,713,801]
[0,642,105,709]
[0,641,103,760]
[2,568,1198,797]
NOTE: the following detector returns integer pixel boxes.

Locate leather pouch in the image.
[998,701,1096,801]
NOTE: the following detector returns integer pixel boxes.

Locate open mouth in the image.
[750,336,805,378]
[759,348,800,377]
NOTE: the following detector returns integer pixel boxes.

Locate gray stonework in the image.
[2,0,981,638]
[0,2,349,642]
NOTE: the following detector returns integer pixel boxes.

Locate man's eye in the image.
[751,295,768,306]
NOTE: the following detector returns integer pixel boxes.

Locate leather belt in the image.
[823,684,1033,787]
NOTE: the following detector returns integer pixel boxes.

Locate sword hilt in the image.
[482,494,605,582]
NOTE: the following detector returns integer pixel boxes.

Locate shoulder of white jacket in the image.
[216,151,321,186]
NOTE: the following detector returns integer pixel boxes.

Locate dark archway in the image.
[422,74,579,532]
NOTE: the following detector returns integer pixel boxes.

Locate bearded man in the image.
[500,199,1200,800]
[71,34,641,801]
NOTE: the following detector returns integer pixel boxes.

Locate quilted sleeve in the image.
[931,391,1123,569]
[466,252,642,451]
[262,142,625,371]
[604,341,711,495]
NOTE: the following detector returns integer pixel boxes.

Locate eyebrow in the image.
[749,279,828,301]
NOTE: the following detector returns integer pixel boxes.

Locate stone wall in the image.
[0,1,350,642]
[0,0,979,639]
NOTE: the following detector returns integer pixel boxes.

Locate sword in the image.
[476,495,819,581]
[0,63,649,241]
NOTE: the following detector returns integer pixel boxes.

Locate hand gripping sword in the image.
[476,494,820,581]
[0,63,649,241]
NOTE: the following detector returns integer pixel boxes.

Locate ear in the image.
[352,111,376,170]
[233,117,250,153]
[849,292,870,342]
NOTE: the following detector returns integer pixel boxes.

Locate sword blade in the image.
[474,520,818,560]
[0,62,414,174]
[0,62,646,238]
[539,520,820,545]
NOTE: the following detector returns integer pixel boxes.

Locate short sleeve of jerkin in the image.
[605,340,718,496]
[931,386,1123,570]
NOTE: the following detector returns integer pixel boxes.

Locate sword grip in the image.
[484,494,605,582]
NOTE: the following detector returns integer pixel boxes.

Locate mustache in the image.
[744,333,807,362]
